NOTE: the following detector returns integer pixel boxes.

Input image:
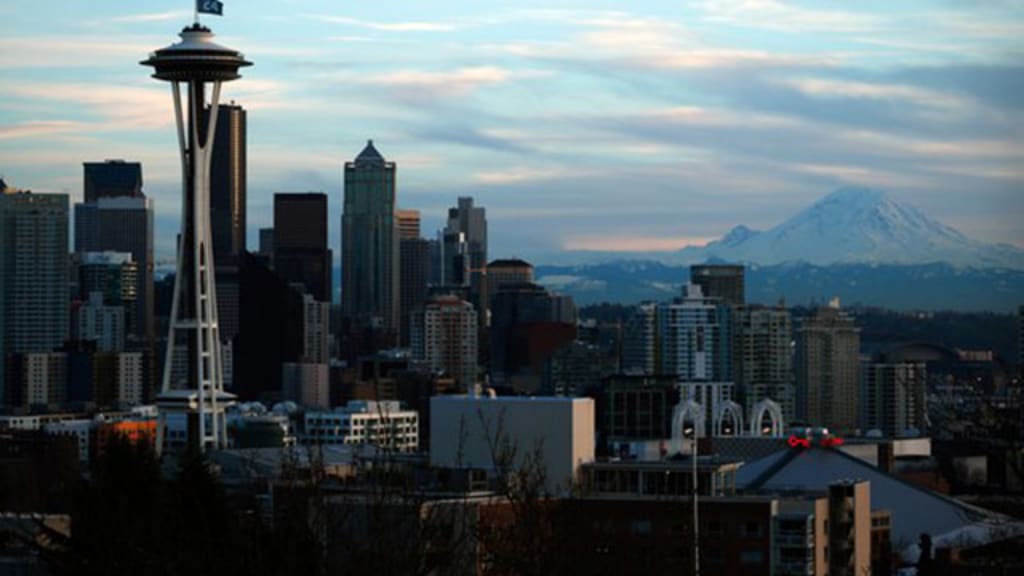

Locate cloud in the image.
[563,235,717,252]
[0,36,160,69]
[111,11,190,23]
[0,82,172,130]
[0,120,91,140]
[775,77,969,111]
[364,66,514,99]
[307,14,455,32]
[696,0,883,33]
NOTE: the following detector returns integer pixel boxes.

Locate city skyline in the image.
[0,0,1022,262]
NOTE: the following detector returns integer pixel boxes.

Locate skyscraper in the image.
[342,140,399,340]
[207,103,246,341]
[795,301,860,431]
[206,103,246,265]
[410,295,478,388]
[0,187,69,403]
[83,160,143,202]
[75,165,154,343]
[690,264,745,307]
[400,236,430,347]
[397,209,421,240]
[732,304,795,421]
[657,284,731,383]
[486,258,534,307]
[273,193,331,302]
[490,282,577,391]
[445,197,487,318]
[622,302,658,375]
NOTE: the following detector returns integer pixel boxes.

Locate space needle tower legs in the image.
[143,25,250,455]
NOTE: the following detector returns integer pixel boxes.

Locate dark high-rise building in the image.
[0,187,69,403]
[446,197,487,318]
[205,103,246,340]
[258,227,274,258]
[273,193,331,302]
[342,140,399,340]
[206,103,246,265]
[400,237,430,347]
[490,282,577,392]
[236,253,304,402]
[83,160,143,202]
[74,196,154,342]
[691,264,745,306]
[486,259,534,305]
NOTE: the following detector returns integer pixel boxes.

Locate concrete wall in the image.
[430,395,594,494]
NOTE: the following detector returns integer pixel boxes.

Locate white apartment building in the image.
[302,400,418,453]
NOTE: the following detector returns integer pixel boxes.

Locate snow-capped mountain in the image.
[677,187,1024,269]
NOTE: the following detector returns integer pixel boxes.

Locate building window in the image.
[630,520,652,536]
[740,549,763,565]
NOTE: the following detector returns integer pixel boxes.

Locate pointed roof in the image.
[355,139,385,164]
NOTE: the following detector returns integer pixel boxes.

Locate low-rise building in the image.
[302,400,418,453]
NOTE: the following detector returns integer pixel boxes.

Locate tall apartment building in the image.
[691,264,745,306]
[622,302,658,375]
[861,361,927,436]
[1,187,69,403]
[342,140,399,338]
[732,304,795,421]
[657,284,731,383]
[302,294,331,364]
[795,301,860,431]
[410,295,478,388]
[282,362,330,409]
[273,192,331,302]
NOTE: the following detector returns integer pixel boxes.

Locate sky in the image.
[1,0,1022,264]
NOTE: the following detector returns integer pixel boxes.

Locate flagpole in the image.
[194,1,200,25]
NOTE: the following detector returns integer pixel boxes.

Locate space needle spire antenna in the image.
[142,17,250,455]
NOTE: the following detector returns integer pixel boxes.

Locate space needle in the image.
[142,20,250,454]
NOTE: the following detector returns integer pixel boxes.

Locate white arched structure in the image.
[714,400,744,437]
[749,398,785,437]
[672,400,705,440]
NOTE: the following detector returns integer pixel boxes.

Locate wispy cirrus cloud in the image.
[696,0,883,33]
[0,120,91,140]
[111,11,191,24]
[0,36,159,68]
[307,14,456,32]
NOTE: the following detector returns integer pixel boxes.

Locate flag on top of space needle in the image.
[197,0,223,16]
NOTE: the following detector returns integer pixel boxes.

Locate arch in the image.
[714,400,744,437]
[671,399,705,440]
[749,398,784,437]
